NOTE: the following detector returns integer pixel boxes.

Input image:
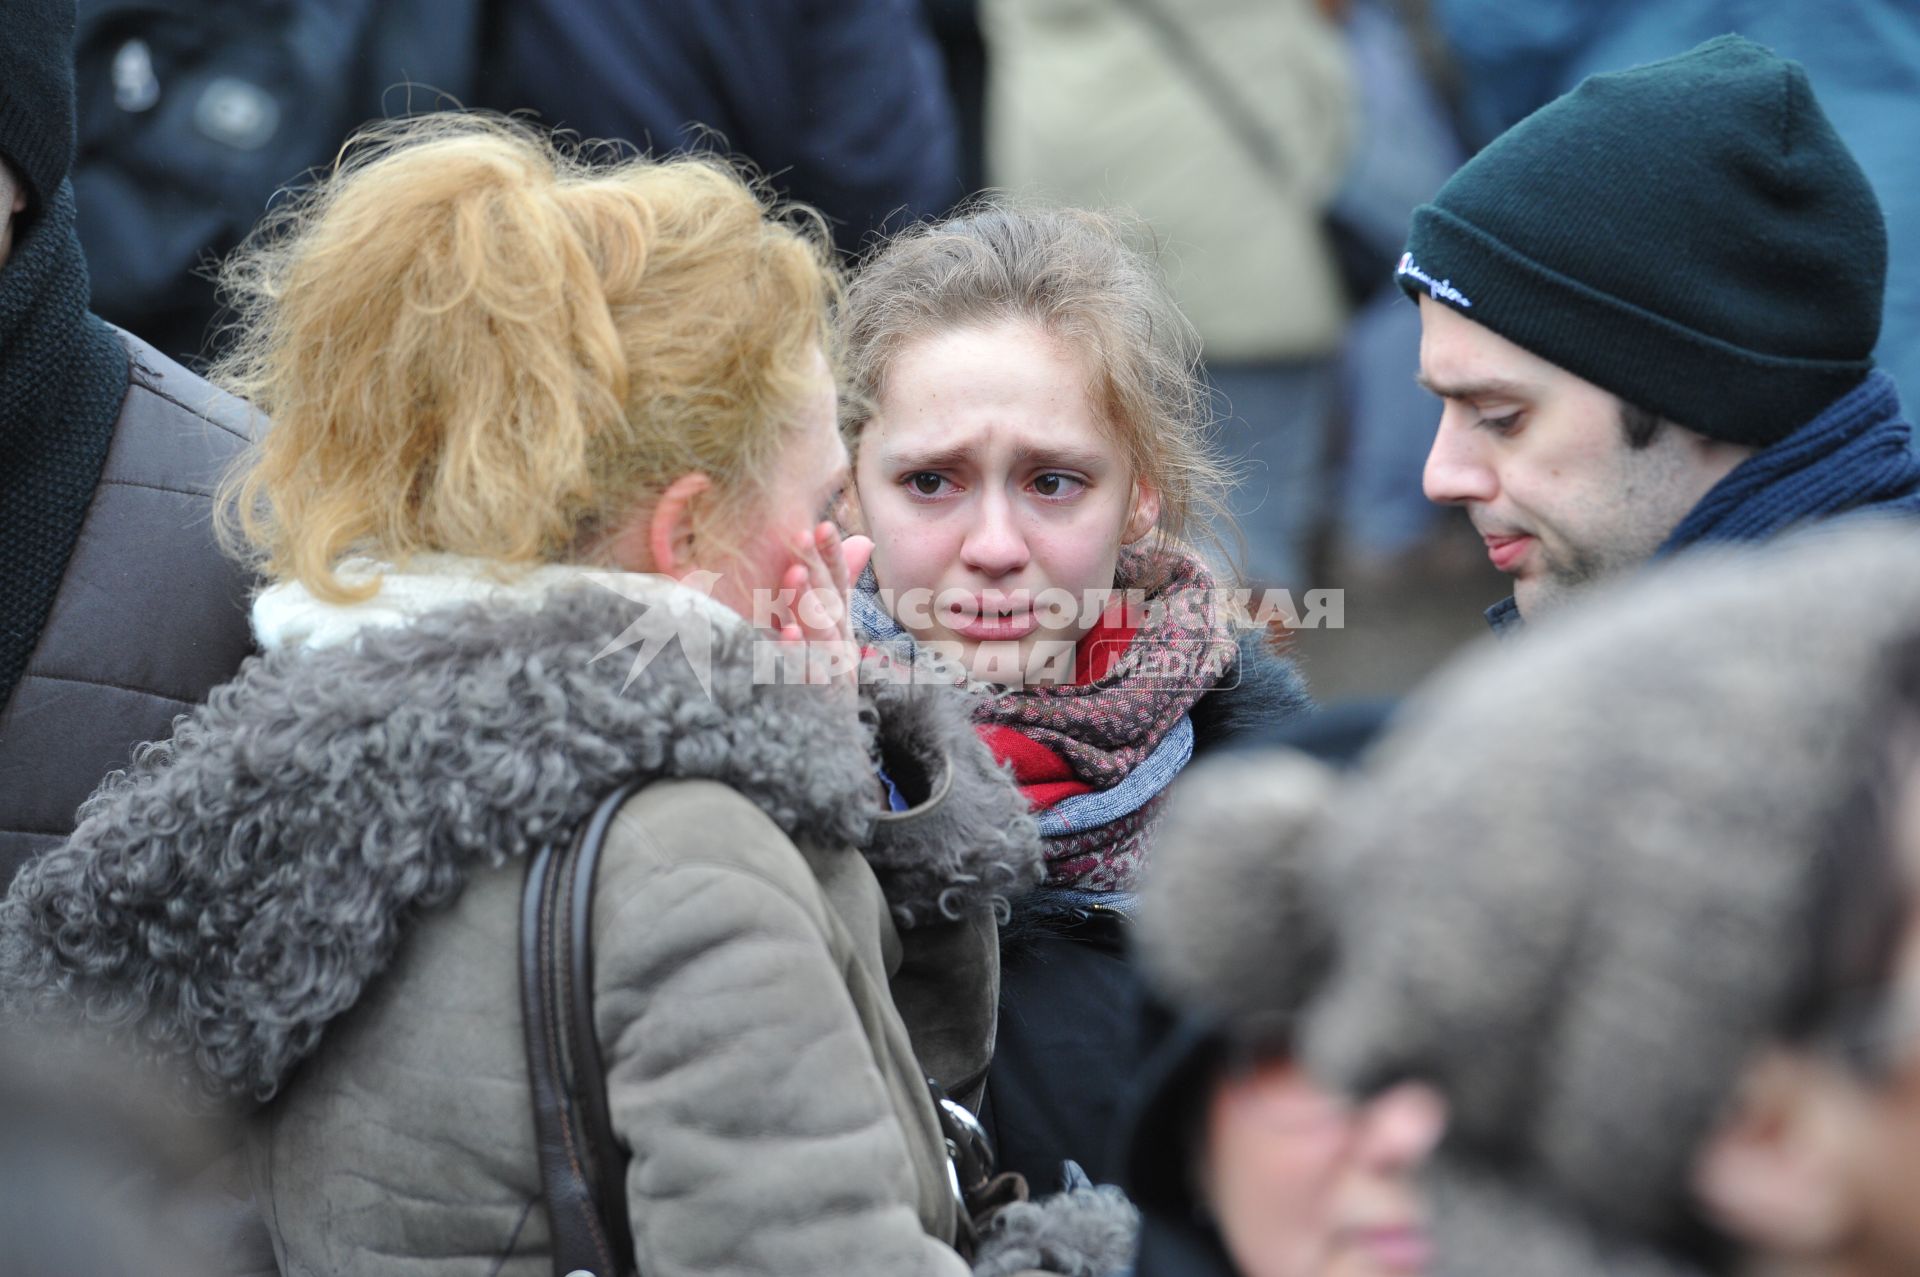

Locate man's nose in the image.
[960,489,1031,577]
[1422,411,1498,507]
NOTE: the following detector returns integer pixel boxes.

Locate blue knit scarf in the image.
[1657,371,1920,553]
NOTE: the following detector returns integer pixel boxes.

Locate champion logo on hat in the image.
[1398,252,1473,309]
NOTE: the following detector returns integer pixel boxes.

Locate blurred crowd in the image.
[3,1,1920,1275]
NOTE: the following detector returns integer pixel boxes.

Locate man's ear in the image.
[1123,481,1162,544]
[604,472,712,577]
[1692,1048,1856,1255]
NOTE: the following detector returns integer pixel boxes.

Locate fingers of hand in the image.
[792,524,846,635]
[770,562,809,632]
[816,521,847,589]
[841,534,875,590]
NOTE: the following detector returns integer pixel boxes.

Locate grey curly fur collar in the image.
[1,587,1039,1105]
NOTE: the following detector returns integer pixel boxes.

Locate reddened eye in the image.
[1031,473,1084,498]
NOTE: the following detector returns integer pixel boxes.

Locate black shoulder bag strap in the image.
[522,780,1009,1272]
[521,780,646,1277]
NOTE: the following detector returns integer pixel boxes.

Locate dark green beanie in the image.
[1397,35,1885,447]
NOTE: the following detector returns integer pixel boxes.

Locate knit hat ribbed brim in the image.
[1397,35,1886,447]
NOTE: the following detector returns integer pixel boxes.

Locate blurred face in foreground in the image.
[1695,745,1920,1277]
[1203,1060,1444,1277]
[852,319,1158,683]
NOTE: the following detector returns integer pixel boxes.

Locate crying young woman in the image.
[840,203,1315,1189]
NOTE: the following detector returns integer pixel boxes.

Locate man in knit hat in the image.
[1295,526,1920,1275]
[0,0,256,881]
[1403,35,1920,630]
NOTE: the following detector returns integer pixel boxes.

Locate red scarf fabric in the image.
[975,547,1232,890]
[978,606,1139,809]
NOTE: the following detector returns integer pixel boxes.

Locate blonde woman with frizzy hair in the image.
[216,114,837,608]
[2,117,1131,1277]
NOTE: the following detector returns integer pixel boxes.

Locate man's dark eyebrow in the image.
[1414,373,1537,401]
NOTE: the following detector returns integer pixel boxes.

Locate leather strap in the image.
[525,781,1000,1272]
[565,781,642,1264]
[521,781,645,1277]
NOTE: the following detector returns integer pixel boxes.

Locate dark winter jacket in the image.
[1113,1019,1239,1277]
[0,330,255,882]
[981,634,1312,1193]
[483,0,961,254]
[1119,740,1363,1277]
[1,577,1141,1277]
[72,0,486,365]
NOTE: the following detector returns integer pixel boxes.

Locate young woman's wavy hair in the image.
[214,113,838,601]
[839,199,1239,577]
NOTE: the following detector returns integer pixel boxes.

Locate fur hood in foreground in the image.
[1,584,1042,1107]
[1133,746,1336,1033]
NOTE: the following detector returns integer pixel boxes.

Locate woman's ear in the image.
[605,472,712,577]
[1692,1048,1857,1257]
[648,473,714,578]
[1123,481,1162,544]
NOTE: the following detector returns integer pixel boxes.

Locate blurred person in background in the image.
[980,0,1356,589]
[841,202,1313,1192]
[1402,37,1920,633]
[1429,0,1920,432]
[71,0,961,365]
[919,0,990,197]
[71,0,481,365]
[0,0,255,883]
[1296,525,1920,1276]
[481,0,964,255]
[1121,749,1442,1277]
[1,115,1134,1277]
[1323,0,1470,582]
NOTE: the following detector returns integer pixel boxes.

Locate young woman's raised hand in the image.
[777,521,874,688]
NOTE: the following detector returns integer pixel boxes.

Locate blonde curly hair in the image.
[214,114,838,602]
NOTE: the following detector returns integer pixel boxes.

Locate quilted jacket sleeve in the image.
[589,779,973,1277]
